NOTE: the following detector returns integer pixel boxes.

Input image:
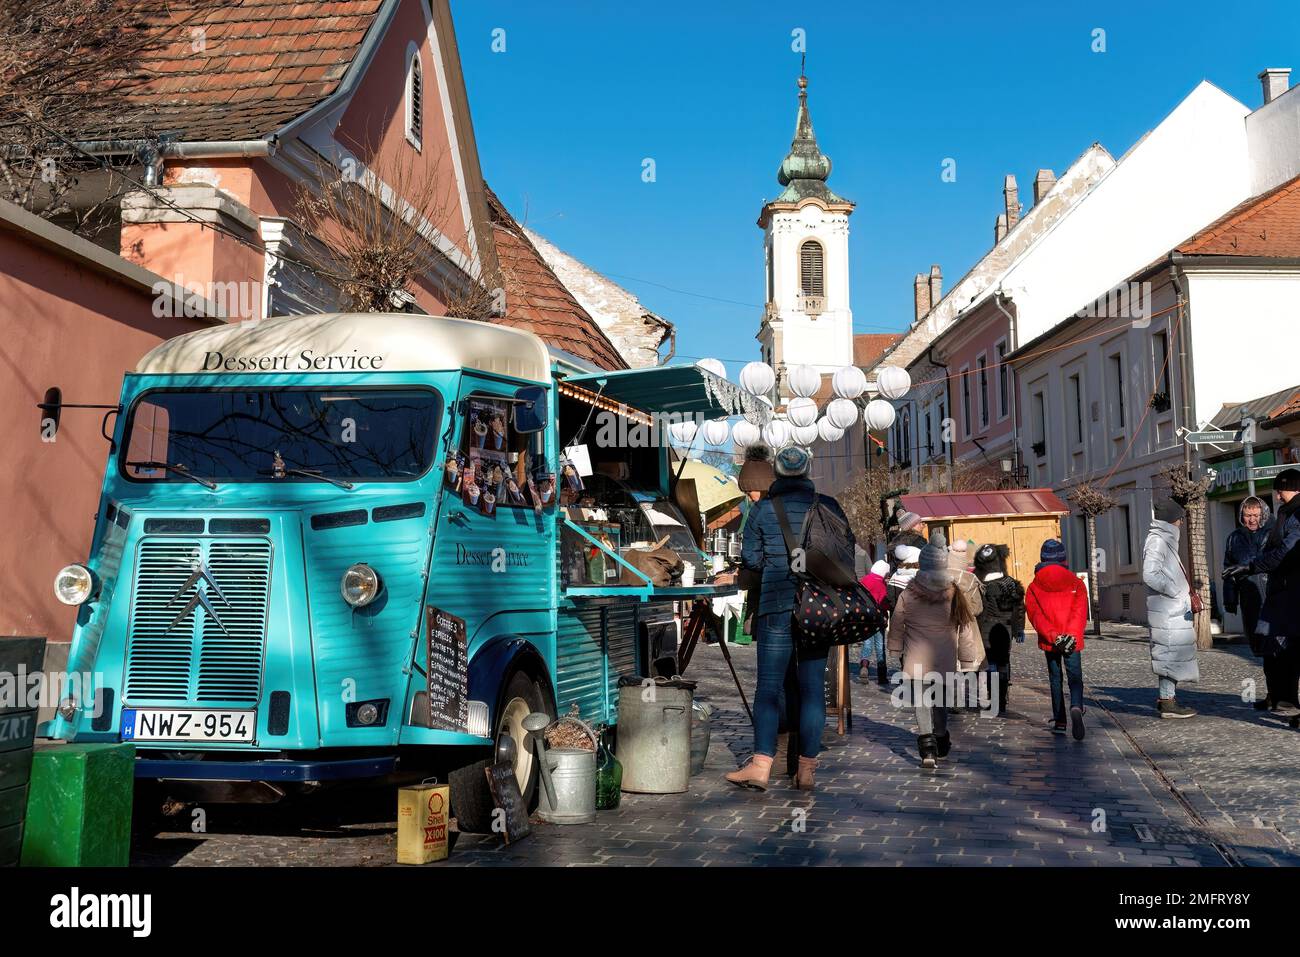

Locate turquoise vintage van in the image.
[48,313,748,830]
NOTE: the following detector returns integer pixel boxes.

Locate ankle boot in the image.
[877,663,890,686]
[917,734,938,769]
[725,754,773,790]
[795,755,817,791]
[935,731,952,759]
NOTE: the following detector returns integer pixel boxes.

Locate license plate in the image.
[121,708,255,743]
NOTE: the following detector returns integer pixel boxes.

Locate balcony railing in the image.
[798,294,825,316]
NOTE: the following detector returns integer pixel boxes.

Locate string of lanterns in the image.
[689,357,913,452]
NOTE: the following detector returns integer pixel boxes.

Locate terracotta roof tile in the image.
[115,0,385,140]
[854,332,904,367]
[1177,174,1300,257]
[485,186,627,372]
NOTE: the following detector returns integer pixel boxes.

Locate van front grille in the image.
[124,539,272,705]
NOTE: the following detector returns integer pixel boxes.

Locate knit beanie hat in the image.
[1153,495,1183,523]
[920,529,949,572]
[1276,468,1300,492]
[870,559,890,578]
[1039,538,1068,566]
[774,445,812,477]
[974,543,1007,578]
[894,544,921,566]
[897,511,922,532]
[737,444,776,493]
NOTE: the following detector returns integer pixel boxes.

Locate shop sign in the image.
[1208,449,1276,497]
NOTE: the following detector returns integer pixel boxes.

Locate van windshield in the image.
[120,388,443,483]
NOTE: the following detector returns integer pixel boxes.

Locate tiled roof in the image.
[1209,383,1300,429]
[854,333,904,367]
[119,0,386,140]
[486,187,627,372]
[1178,174,1300,257]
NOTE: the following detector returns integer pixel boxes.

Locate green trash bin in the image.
[21,742,135,867]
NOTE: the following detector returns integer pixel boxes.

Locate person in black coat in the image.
[973,543,1026,716]
[1227,469,1300,718]
[1223,495,1271,655]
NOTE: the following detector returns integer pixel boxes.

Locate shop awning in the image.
[900,488,1070,521]
[564,364,770,422]
[678,460,744,514]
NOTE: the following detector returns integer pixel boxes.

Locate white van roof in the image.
[134,312,552,382]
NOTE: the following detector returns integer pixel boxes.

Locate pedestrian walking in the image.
[887,543,920,609]
[726,446,854,792]
[859,559,891,685]
[1223,495,1271,661]
[736,444,776,638]
[887,511,928,573]
[1226,468,1300,720]
[1026,539,1088,740]
[1142,496,1200,719]
[887,530,981,768]
[973,543,1026,716]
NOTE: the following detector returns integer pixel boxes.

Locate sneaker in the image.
[1273,702,1300,719]
[1070,706,1086,741]
[1157,698,1196,719]
[857,661,871,684]
[1050,720,1067,735]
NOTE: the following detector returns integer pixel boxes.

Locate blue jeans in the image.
[1044,650,1084,724]
[860,630,886,665]
[754,612,827,759]
[1158,676,1177,699]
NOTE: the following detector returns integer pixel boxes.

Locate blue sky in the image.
[454,0,1300,376]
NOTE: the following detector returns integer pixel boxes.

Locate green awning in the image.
[564,364,770,422]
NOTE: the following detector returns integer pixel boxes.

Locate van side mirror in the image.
[513,385,548,433]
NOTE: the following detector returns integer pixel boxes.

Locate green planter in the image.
[21,742,135,867]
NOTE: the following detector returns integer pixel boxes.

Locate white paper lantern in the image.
[875,365,911,400]
[863,398,897,431]
[702,417,730,446]
[732,420,761,448]
[792,423,820,447]
[787,364,821,399]
[816,417,845,443]
[695,357,726,379]
[786,396,818,428]
[739,361,776,398]
[669,420,698,445]
[826,397,860,430]
[832,365,867,400]
[762,419,791,450]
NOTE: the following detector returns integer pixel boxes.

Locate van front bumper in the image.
[134,755,397,783]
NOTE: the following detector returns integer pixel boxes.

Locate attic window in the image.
[799,240,824,298]
[406,54,423,150]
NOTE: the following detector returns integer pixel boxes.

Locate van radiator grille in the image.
[124,539,272,704]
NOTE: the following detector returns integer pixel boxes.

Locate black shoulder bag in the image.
[772,494,885,657]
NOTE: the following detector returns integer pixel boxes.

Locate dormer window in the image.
[405,54,423,150]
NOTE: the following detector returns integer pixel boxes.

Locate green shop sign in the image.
[1208,449,1276,498]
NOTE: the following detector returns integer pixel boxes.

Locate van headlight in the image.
[341,563,381,607]
[54,564,95,605]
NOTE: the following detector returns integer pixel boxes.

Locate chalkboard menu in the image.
[484,761,532,844]
[426,607,469,732]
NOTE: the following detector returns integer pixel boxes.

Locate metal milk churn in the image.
[536,715,597,825]
[616,676,696,794]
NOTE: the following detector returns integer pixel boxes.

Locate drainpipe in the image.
[1169,258,1193,475]
[995,286,1022,486]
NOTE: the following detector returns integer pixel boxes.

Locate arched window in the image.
[799,240,824,298]
[405,54,423,150]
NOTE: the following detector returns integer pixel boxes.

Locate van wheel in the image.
[449,670,551,834]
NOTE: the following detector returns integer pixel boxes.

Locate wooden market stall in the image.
[899,489,1071,590]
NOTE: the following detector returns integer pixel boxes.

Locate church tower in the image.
[757,74,855,399]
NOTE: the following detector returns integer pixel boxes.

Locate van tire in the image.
[449,670,551,834]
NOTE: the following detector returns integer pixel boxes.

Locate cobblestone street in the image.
[131,625,1300,867]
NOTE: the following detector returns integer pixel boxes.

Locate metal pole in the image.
[1243,416,1256,498]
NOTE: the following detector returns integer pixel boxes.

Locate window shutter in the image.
[799,241,824,297]
[407,56,423,147]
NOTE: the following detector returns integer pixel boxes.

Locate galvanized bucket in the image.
[536,716,597,825]
[616,676,695,794]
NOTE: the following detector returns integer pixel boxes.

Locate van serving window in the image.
[120,388,442,483]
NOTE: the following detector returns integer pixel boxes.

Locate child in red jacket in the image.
[1025,539,1089,740]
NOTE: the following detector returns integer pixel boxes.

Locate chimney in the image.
[994,213,1008,244]
[1003,175,1020,230]
[928,264,942,309]
[1033,168,1056,205]
[1260,68,1291,104]
[913,273,931,322]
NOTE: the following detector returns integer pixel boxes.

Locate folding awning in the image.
[900,488,1070,521]
[563,364,770,423]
